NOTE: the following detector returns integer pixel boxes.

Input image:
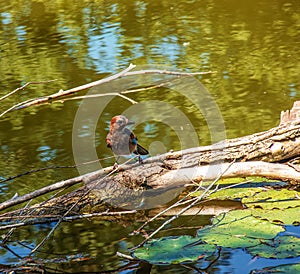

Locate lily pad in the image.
[133,235,216,264]
[197,230,262,248]
[197,210,284,248]
[242,189,300,210]
[250,207,300,225]
[247,235,300,258]
[252,263,300,274]
[208,186,262,200]
[195,177,284,200]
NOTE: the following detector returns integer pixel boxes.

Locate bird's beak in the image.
[127,119,135,125]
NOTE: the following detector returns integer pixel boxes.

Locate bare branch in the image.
[0,80,57,102]
[0,64,215,117]
[0,176,83,212]
[124,69,216,77]
[0,64,136,116]
[60,92,138,105]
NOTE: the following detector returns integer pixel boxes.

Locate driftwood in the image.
[1,102,300,219]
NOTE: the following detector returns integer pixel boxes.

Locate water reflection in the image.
[36,145,57,162]
[1,216,295,273]
[0,0,299,271]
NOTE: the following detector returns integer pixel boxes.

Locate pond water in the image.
[0,0,299,272]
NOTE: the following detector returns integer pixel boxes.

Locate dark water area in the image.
[0,0,299,272]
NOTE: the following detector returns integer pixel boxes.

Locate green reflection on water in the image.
[0,0,299,271]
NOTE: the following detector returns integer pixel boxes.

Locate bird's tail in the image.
[135,144,149,155]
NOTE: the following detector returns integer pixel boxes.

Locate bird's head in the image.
[110,115,134,130]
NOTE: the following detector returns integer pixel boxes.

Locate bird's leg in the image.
[133,148,144,164]
[138,154,144,164]
[113,156,120,169]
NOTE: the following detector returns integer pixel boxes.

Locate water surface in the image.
[0,0,299,272]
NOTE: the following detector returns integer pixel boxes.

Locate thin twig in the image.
[29,155,138,254]
[132,160,236,249]
[116,251,137,261]
[0,154,138,212]
[121,77,180,95]
[60,93,138,105]
[19,64,136,108]
[0,156,115,184]
[1,199,33,244]
[179,263,203,274]
[0,64,136,117]
[0,65,216,116]
[133,176,207,234]
[2,245,23,259]
[133,194,199,234]
[0,210,137,231]
[47,75,184,106]
[0,101,30,118]
[0,155,119,213]
[117,93,138,104]
[0,177,83,212]
[29,195,82,254]
[204,246,222,272]
[211,179,254,193]
[0,80,57,102]
[124,69,216,77]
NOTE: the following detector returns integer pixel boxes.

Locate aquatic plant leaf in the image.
[194,177,284,200]
[242,189,300,210]
[197,231,261,248]
[253,263,300,274]
[133,235,216,264]
[247,236,300,259]
[208,186,262,200]
[250,207,300,225]
[197,210,284,248]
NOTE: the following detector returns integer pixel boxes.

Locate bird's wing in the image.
[135,144,149,155]
[130,132,138,145]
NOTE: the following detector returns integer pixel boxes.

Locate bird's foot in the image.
[113,162,119,169]
[138,155,144,164]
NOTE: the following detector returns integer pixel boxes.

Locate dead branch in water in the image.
[1,116,300,214]
[0,64,215,117]
[0,80,57,102]
[0,80,57,118]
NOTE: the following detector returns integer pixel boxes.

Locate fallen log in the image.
[1,102,300,217]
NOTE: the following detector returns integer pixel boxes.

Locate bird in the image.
[106,115,148,165]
